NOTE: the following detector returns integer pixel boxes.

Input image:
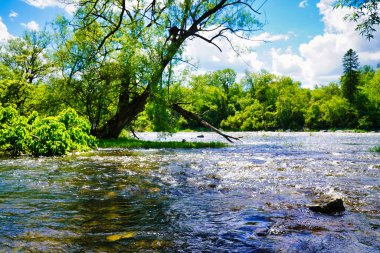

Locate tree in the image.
[336,0,379,40]
[341,49,360,103]
[49,16,121,132]
[65,0,264,139]
[0,31,51,114]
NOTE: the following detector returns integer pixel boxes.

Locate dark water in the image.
[0,132,379,252]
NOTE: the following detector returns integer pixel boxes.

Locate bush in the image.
[0,105,97,157]
[29,117,71,156]
[0,106,30,156]
[57,108,97,151]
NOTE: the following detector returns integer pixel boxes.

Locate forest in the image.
[0,0,379,156]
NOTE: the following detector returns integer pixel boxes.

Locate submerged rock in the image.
[309,199,345,215]
[197,135,204,138]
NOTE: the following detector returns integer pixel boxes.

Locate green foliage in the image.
[175,69,240,130]
[29,117,71,156]
[0,31,52,115]
[369,146,380,152]
[336,0,379,40]
[98,138,227,149]
[362,68,380,106]
[133,110,153,132]
[0,106,96,157]
[341,49,360,103]
[221,99,277,131]
[0,106,30,156]
[58,108,97,151]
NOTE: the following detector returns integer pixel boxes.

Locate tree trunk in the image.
[171,103,240,143]
[95,40,184,139]
[94,89,150,138]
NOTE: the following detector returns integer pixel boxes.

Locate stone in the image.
[309,199,345,215]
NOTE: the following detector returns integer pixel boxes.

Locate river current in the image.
[0,132,379,252]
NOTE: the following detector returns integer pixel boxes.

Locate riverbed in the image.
[0,132,379,252]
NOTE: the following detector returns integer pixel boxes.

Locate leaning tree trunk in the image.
[95,88,150,139]
[95,40,185,139]
[171,103,240,143]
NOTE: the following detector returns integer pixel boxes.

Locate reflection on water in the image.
[0,132,379,252]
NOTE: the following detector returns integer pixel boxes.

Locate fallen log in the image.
[130,128,140,140]
[171,103,240,143]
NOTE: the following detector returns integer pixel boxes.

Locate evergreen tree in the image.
[341,49,360,103]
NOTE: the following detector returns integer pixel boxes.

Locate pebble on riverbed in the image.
[309,199,345,215]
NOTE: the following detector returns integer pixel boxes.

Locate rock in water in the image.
[309,199,345,215]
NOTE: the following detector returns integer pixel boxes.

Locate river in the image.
[0,132,379,252]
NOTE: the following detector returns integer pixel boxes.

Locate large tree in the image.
[341,49,360,103]
[64,0,264,138]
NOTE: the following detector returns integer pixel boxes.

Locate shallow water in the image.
[0,132,379,252]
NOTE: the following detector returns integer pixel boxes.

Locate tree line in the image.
[134,49,380,132]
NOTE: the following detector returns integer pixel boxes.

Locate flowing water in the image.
[0,132,379,252]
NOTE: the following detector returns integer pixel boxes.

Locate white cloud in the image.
[271,47,305,81]
[0,17,13,42]
[175,0,380,87]
[270,0,380,88]
[23,0,76,14]
[184,31,290,76]
[299,0,308,8]
[21,20,40,31]
[9,11,18,19]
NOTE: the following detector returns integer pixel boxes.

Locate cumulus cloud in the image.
[0,17,13,42]
[23,0,76,14]
[271,0,380,88]
[21,20,40,31]
[299,0,308,8]
[9,11,18,19]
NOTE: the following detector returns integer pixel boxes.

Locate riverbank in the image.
[97,137,227,149]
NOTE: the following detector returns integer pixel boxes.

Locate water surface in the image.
[1,132,379,252]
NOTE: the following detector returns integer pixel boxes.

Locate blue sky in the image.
[0,0,379,87]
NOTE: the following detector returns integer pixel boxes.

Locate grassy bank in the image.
[97,138,227,149]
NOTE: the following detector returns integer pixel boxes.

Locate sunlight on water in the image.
[0,132,379,252]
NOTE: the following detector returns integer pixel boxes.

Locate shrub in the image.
[29,117,71,156]
[0,106,30,156]
[0,105,97,157]
[57,108,97,151]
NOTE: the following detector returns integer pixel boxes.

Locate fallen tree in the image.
[171,103,240,143]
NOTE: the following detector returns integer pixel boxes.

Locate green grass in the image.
[369,146,380,152]
[97,138,227,149]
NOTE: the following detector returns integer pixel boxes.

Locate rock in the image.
[256,228,269,236]
[309,199,345,215]
[197,135,204,138]
[181,139,186,142]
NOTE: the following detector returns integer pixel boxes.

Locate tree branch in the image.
[171,103,240,143]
